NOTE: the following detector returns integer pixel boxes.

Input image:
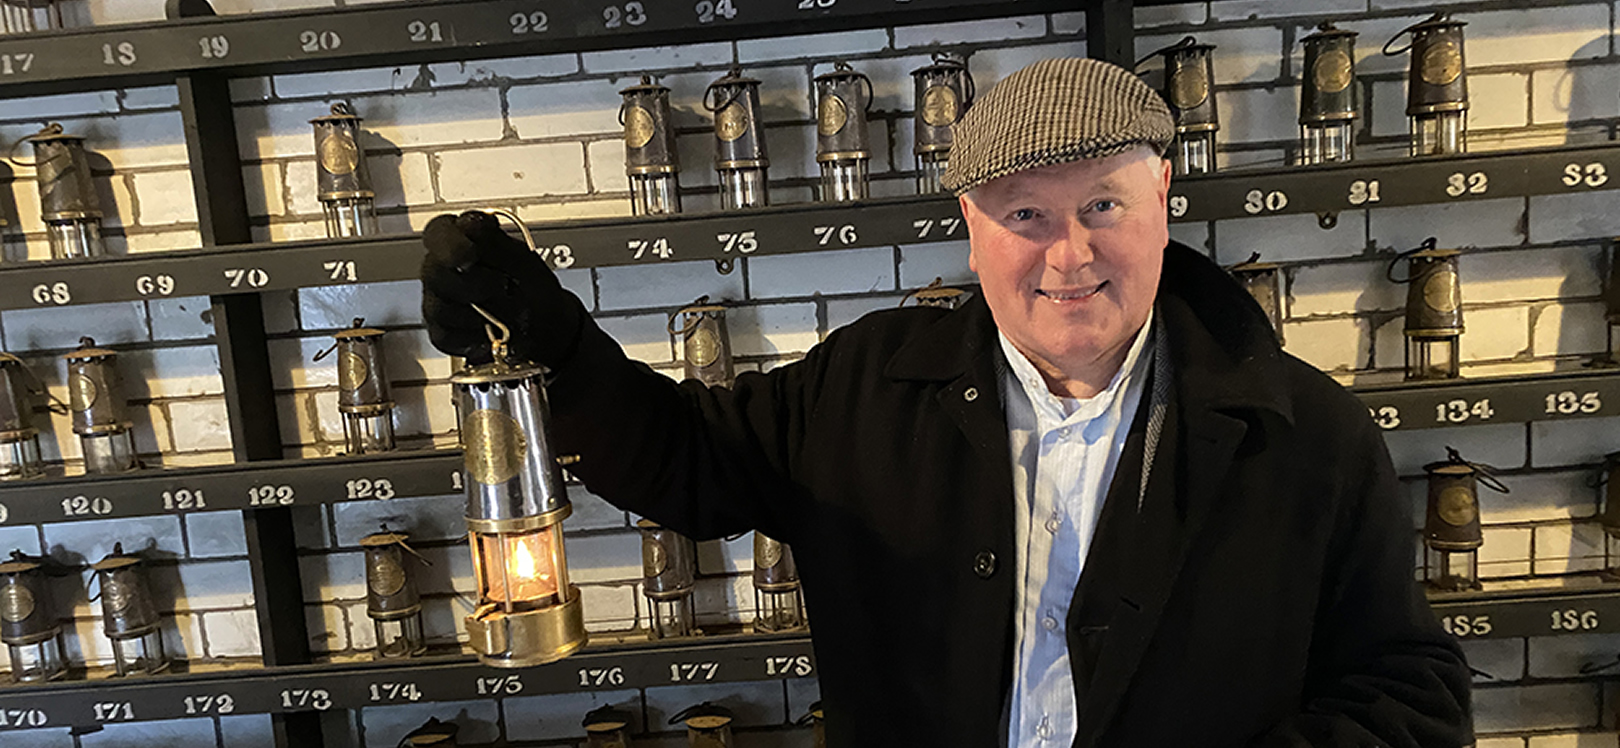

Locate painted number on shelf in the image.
[1168,195,1189,218]
[0,503,8,524]
[717,231,758,254]
[102,42,136,67]
[279,689,332,711]
[162,488,207,511]
[1550,609,1600,631]
[813,224,858,246]
[1544,391,1603,416]
[1347,179,1382,205]
[0,709,48,728]
[450,471,464,491]
[537,244,574,269]
[603,2,648,28]
[324,260,357,281]
[509,11,550,33]
[197,35,230,59]
[628,238,673,260]
[912,217,962,240]
[369,682,423,702]
[1562,162,1609,189]
[1445,171,1488,197]
[345,478,395,501]
[669,662,719,682]
[92,702,134,722]
[798,0,834,8]
[224,268,270,289]
[31,282,70,305]
[1440,614,1491,637]
[1243,189,1288,215]
[695,0,737,23]
[299,30,342,53]
[407,20,444,43]
[62,495,113,517]
[1434,398,1494,424]
[249,485,295,506]
[764,655,813,677]
[135,274,175,296]
[183,694,235,715]
[577,666,626,688]
[0,53,35,75]
[475,674,524,695]
[1367,406,1401,430]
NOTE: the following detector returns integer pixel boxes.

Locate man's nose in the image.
[1045,216,1095,272]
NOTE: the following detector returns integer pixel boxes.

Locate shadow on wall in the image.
[1554,35,1619,362]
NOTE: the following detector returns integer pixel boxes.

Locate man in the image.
[420,58,1472,747]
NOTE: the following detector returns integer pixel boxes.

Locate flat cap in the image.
[942,57,1175,195]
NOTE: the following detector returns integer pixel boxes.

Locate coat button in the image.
[973,550,997,579]
[963,387,978,402]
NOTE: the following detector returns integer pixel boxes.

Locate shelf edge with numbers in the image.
[1430,581,1620,640]
[1166,141,1620,224]
[0,0,1079,98]
[1353,368,1620,432]
[0,631,814,728]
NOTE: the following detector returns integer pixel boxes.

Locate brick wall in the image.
[0,0,1616,746]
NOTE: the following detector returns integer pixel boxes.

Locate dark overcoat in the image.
[547,241,1473,747]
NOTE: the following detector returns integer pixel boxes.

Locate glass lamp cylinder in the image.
[63,338,137,474]
[311,103,379,238]
[0,353,44,481]
[0,551,66,682]
[92,544,168,677]
[672,703,735,748]
[1400,246,1463,380]
[400,717,459,747]
[814,62,872,203]
[1161,41,1219,176]
[362,532,426,659]
[621,76,681,216]
[706,69,769,210]
[332,319,396,454]
[639,519,697,640]
[29,123,104,260]
[1299,24,1358,165]
[1227,258,1285,344]
[753,533,805,633]
[1397,14,1469,156]
[1423,458,1484,592]
[455,360,586,668]
[583,706,634,748]
[911,54,972,195]
[1,0,61,34]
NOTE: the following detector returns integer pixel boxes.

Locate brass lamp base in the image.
[466,585,587,668]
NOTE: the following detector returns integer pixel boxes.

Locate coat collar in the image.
[882,240,1295,429]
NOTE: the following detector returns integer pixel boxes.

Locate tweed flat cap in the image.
[942,57,1175,195]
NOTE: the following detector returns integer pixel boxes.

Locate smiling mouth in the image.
[1036,282,1107,302]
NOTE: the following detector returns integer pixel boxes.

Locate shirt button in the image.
[1042,616,1059,632]
[1058,427,1071,438]
[1044,516,1061,534]
[963,387,979,402]
[972,550,997,579]
[1037,716,1053,739]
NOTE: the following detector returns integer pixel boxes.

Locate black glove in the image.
[419,211,588,367]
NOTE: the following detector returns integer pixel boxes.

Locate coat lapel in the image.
[886,294,1013,468]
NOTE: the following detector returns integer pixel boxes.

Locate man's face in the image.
[962,148,1172,387]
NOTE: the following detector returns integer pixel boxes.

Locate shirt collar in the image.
[998,309,1155,428]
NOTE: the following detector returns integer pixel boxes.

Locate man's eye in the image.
[1011,208,1037,221]
[1092,200,1118,213]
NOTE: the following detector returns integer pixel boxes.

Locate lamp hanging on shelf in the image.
[583,706,635,748]
[911,53,973,195]
[398,717,459,747]
[0,550,66,683]
[1389,239,1463,381]
[311,103,379,238]
[316,319,397,455]
[1144,37,1219,176]
[620,76,682,216]
[0,353,46,481]
[454,209,586,668]
[1422,447,1507,592]
[18,123,105,260]
[705,68,769,210]
[1227,254,1285,344]
[900,278,971,311]
[753,532,805,633]
[62,337,138,474]
[814,61,873,203]
[361,531,427,659]
[0,0,62,34]
[797,701,827,748]
[1385,13,1469,157]
[671,703,735,748]
[638,518,697,640]
[1299,23,1359,165]
[92,543,168,677]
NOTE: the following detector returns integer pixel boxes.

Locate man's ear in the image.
[959,193,980,274]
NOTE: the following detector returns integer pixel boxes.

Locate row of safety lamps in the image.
[393,701,828,748]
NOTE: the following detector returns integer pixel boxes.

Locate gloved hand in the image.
[419,211,588,367]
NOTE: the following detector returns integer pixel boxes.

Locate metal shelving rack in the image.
[0,0,1615,741]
